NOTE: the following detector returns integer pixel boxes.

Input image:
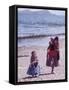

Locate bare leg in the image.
[51,59,55,74]
[51,64,54,74]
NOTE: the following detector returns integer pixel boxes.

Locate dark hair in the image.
[54,36,58,41]
[31,51,35,55]
[51,38,54,41]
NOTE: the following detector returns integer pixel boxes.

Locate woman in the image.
[46,38,54,66]
[27,51,40,77]
[46,44,58,74]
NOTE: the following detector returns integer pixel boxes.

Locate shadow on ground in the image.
[22,73,52,80]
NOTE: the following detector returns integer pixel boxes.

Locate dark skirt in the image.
[46,57,59,67]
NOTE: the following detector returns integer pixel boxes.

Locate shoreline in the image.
[18,33,65,39]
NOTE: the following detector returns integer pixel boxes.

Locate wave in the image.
[18,33,65,39]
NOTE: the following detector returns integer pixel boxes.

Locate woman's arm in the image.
[47,49,49,59]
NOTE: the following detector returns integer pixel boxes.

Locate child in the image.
[27,51,40,77]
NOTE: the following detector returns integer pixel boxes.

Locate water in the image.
[18,24,65,37]
[18,24,65,47]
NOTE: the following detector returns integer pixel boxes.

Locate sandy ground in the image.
[18,38,65,82]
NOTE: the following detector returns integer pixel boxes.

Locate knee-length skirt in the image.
[46,57,59,67]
